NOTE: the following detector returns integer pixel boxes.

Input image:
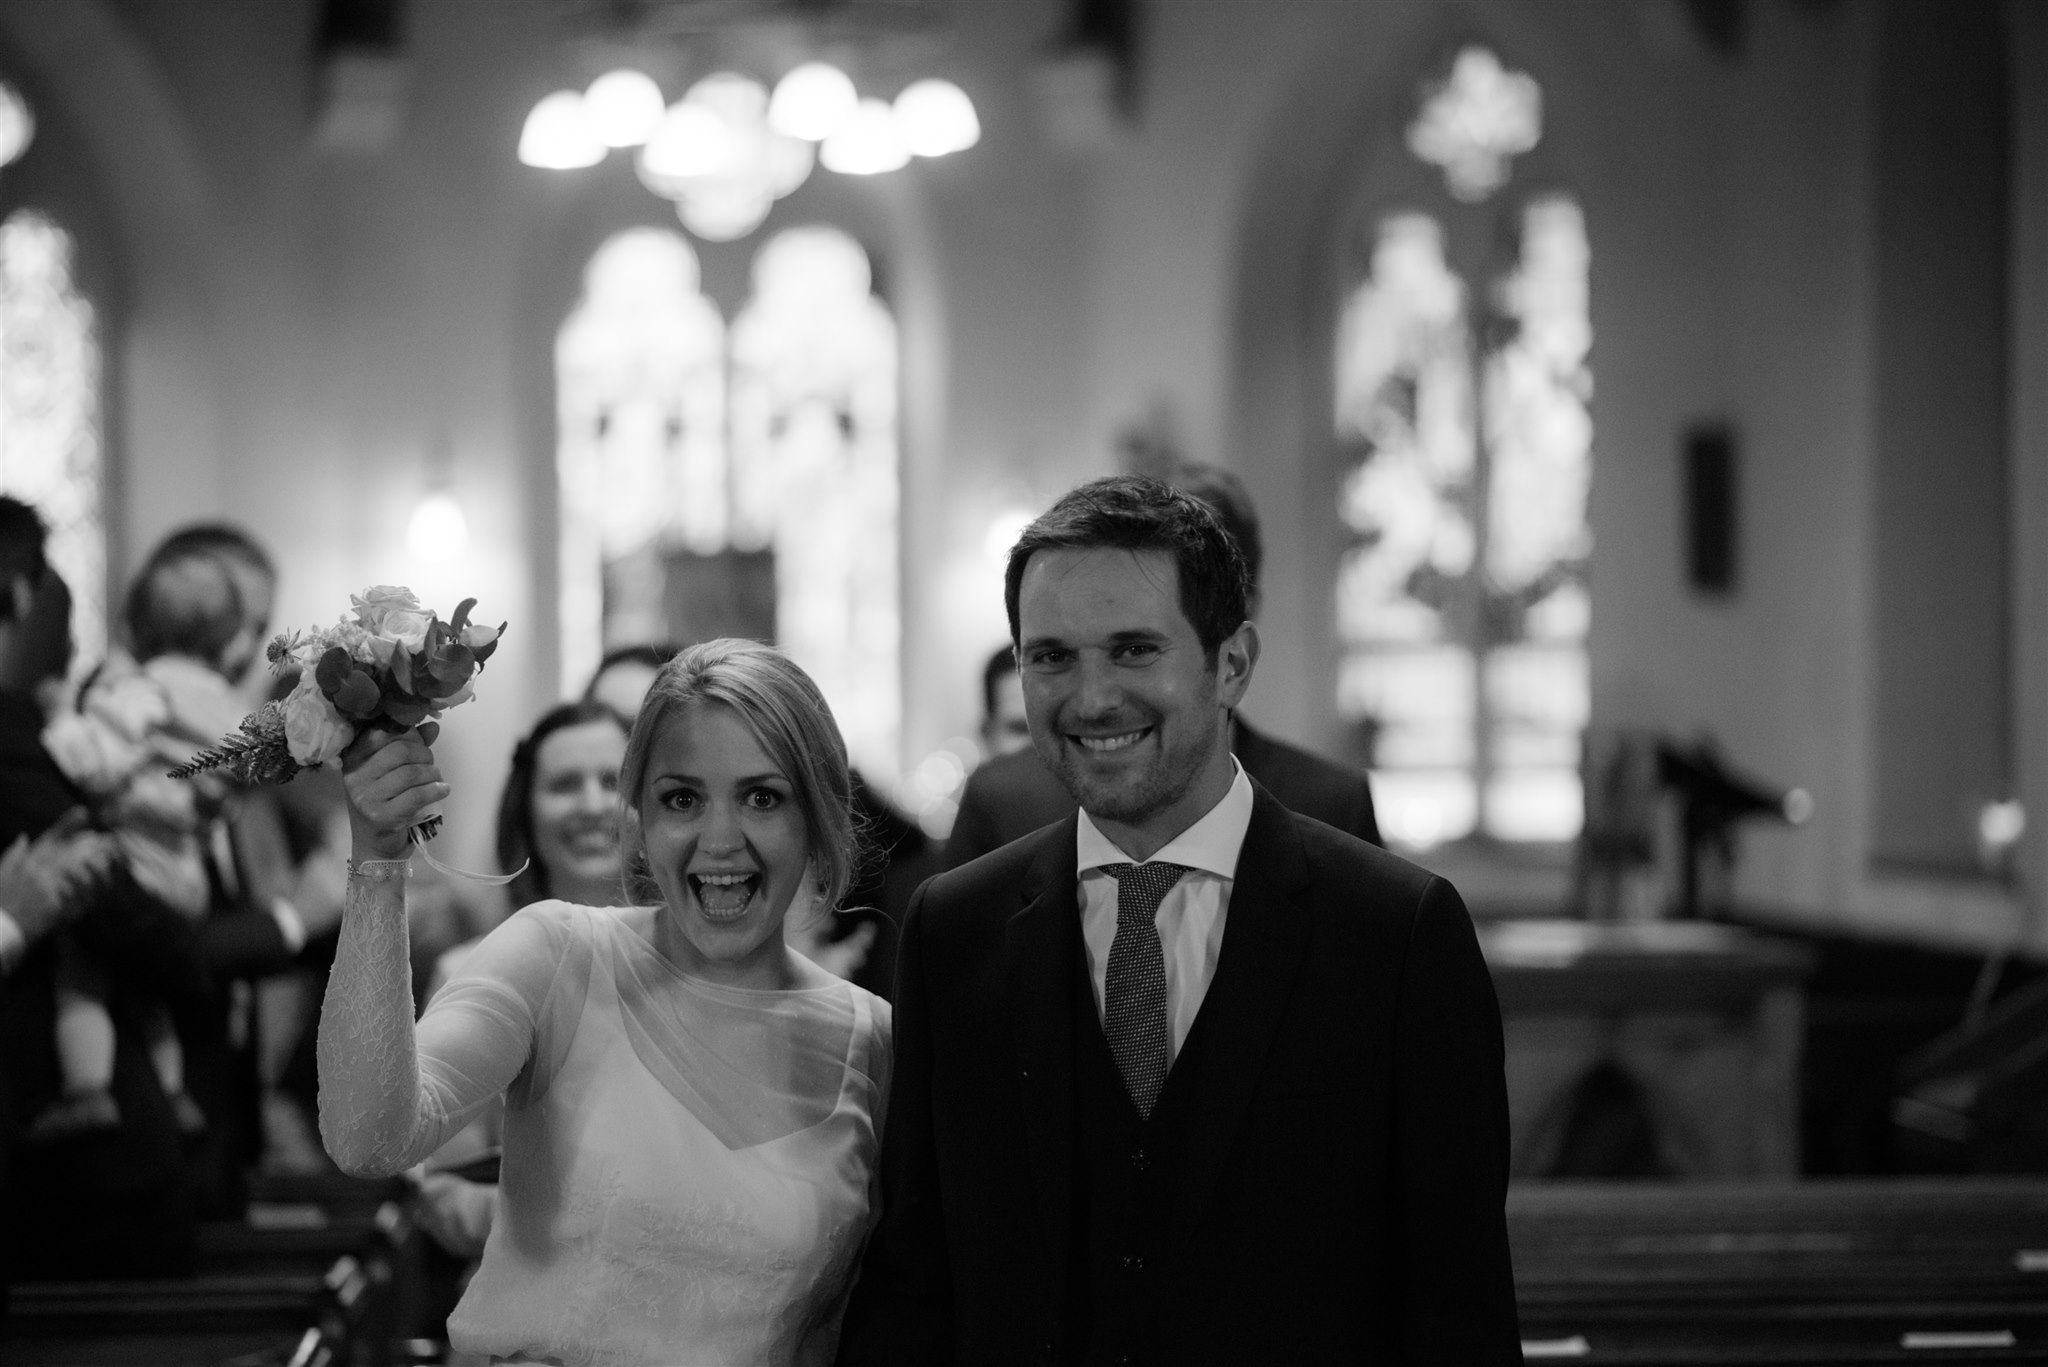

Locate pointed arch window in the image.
[556,228,728,695]
[555,223,901,777]
[1334,47,1590,849]
[729,226,900,778]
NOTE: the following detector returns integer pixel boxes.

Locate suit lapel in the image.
[1171,785,1316,1252]
[1002,818,1082,1270]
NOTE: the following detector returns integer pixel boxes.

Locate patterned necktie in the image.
[1100,861,1191,1119]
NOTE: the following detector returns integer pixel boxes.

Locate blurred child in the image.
[31,552,256,1140]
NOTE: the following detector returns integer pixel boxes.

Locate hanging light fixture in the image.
[637,73,814,242]
[518,90,604,169]
[521,62,977,238]
[0,81,32,170]
[582,68,666,148]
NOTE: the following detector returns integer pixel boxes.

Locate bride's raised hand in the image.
[342,727,448,862]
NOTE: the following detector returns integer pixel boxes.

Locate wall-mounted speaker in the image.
[1684,423,1737,596]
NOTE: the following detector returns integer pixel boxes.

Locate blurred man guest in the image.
[841,476,1518,1365]
[979,645,1033,759]
[945,463,1378,869]
[582,642,677,722]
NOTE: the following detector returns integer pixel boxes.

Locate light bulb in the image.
[583,69,666,148]
[518,91,603,169]
[676,184,776,242]
[894,79,979,157]
[640,101,732,181]
[0,82,33,170]
[769,61,858,141]
[408,492,470,563]
[820,99,908,175]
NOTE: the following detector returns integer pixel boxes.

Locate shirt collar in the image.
[1075,757,1254,882]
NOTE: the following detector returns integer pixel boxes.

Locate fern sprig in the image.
[165,701,304,785]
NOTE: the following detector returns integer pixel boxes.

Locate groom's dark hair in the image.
[1004,474,1250,661]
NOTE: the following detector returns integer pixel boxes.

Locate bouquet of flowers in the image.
[171,586,503,844]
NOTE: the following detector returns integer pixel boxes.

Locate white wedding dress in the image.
[319,881,891,1367]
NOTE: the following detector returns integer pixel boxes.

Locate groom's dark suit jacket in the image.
[839,783,1520,1366]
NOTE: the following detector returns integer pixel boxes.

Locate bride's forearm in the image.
[317,859,438,1177]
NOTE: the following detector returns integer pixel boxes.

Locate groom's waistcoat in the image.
[1068,946,1214,1367]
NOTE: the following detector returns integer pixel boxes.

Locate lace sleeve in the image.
[318,869,575,1178]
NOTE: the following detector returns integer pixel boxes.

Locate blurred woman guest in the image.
[495,699,632,913]
[319,641,890,1367]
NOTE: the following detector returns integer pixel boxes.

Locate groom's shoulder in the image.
[914,819,1066,918]
[1268,796,1448,920]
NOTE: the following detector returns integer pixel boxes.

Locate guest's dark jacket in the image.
[0,686,300,1279]
[944,717,1380,869]
[0,687,198,1279]
[840,782,1520,1366]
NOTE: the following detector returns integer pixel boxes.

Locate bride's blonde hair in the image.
[617,639,857,913]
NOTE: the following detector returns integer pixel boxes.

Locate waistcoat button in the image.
[1130,1148,1151,1170]
[1122,1254,1145,1272]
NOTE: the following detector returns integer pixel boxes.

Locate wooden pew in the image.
[1511,1180,2048,1364]
[1,1194,416,1367]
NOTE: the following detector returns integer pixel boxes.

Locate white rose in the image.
[283,676,355,767]
[351,586,433,653]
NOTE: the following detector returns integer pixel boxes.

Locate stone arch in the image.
[0,0,224,587]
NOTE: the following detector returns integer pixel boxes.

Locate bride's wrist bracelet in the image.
[348,857,413,880]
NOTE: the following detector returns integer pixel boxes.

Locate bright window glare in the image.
[894,79,979,157]
[583,69,666,148]
[519,91,604,169]
[0,212,104,656]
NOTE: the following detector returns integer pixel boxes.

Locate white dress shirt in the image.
[1075,759,1254,1067]
[0,907,23,974]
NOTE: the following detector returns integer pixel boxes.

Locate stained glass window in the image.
[0,210,104,658]
[554,223,902,779]
[729,226,900,780]
[556,227,727,694]
[1336,50,1589,849]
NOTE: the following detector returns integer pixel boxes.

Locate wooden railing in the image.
[1511,1180,2048,1364]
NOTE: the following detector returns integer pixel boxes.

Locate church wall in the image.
[1080,1,2047,950]
[0,0,2036,950]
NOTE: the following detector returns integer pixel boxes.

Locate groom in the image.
[839,476,1520,1365]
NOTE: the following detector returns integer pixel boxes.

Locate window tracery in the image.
[0,210,104,658]
[1334,50,1589,848]
[556,224,901,778]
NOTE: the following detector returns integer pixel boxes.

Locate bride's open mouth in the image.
[689,871,760,922]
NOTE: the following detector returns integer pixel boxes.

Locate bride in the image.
[317,640,891,1366]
